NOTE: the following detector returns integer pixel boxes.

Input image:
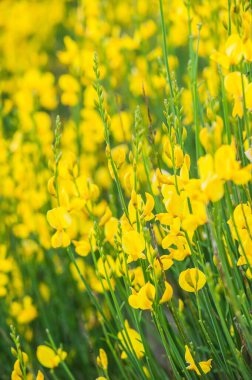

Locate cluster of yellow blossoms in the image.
[1,0,252,379]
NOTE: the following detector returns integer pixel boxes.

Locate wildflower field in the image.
[1,0,252,379]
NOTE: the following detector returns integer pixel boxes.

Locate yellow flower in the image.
[245,147,252,162]
[246,268,252,279]
[99,206,112,227]
[36,345,67,369]
[128,282,155,310]
[11,365,22,380]
[179,299,184,312]
[224,34,243,65]
[97,348,108,370]
[128,192,155,223]
[163,138,184,169]
[224,72,252,118]
[12,359,24,378]
[12,352,37,380]
[215,145,239,180]
[47,176,56,196]
[97,256,115,279]
[111,145,127,167]
[198,145,251,201]
[0,272,8,297]
[72,239,91,257]
[104,217,118,246]
[36,371,44,380]
[57,36,80,66]
[47,207,71,248]
[58,74,80,106]
[228,203,252,271]
[185,345,212,376]
[142,192,155,221]
[154,255,173,275]
[162,217,191,261]
[159,281,173,304]
[199,116,223,153]
[179,268,206,292]
[214,145,251,184]
[245,82,252,111]
[118,320,145,359]
[11,296,38,325]
[143,365,151,378]
[198,154,224,202]
[211,34,244,69]
[122,230,145,261]
[58,152,78,180]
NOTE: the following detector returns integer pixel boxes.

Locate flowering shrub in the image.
[1,0,252,379]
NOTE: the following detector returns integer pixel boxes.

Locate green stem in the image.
[159,0,175,112]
